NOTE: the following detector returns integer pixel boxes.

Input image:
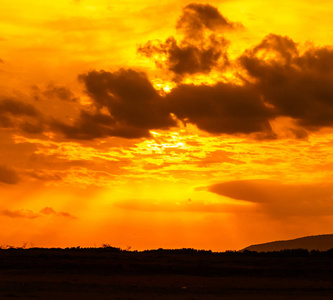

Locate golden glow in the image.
[151,79,176,94]
[1,0,333,251]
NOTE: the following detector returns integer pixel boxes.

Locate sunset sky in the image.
[1,0,333,251]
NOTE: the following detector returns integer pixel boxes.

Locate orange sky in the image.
[1,0,333,251]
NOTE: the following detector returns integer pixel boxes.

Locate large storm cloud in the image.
[48,4,333,140]
[240,34,333,130]
[137,3,235,78]
[53,69,177,139]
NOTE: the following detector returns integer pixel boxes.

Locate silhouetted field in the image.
[1,247,333,299]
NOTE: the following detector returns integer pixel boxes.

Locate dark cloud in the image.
[0,165,20,184]
[64,68,276,139]
[176,3,239,40]
[33,83,78,102]
[207,180,333,217]
[0,209,39,219]
[80,69,159,116]
[0,98,44,134]
[52,107,152,140]
[40,207,76,219]
[0,114,12,128]
[208,180,280,203]
[65,70,275,139]
[51,110,118,140]
[166,82,276,136]
[54,69,176,140]
[240,34,333,130]
[45,6,333,140]
[57,211,76,218]
[137,8,333,137]
[138,3,236,78]
[0,207,76,219]
[19,121,44,134]
[26,170,62,182]
[0,98,39,117]
[138,35,229,77]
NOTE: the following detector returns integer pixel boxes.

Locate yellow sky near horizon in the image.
[1,0,333,251]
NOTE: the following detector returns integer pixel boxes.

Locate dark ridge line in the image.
[244,233,333,251]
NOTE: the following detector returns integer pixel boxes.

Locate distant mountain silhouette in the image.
[243,234,333,252]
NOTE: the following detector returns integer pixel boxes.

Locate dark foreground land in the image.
[1,247,333,299]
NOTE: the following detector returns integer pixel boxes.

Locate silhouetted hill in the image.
[244,234,333,252]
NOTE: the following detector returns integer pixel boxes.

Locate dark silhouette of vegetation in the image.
[1,244,333,257]
[1,246,333,299]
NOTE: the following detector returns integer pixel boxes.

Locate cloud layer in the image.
[0,165,19,184]
[0,98,43,134]
[0,207,76,219]
[208,180,333,217]
[4,3,333,142]
[57,3,332,141]
[167,82,275,135]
